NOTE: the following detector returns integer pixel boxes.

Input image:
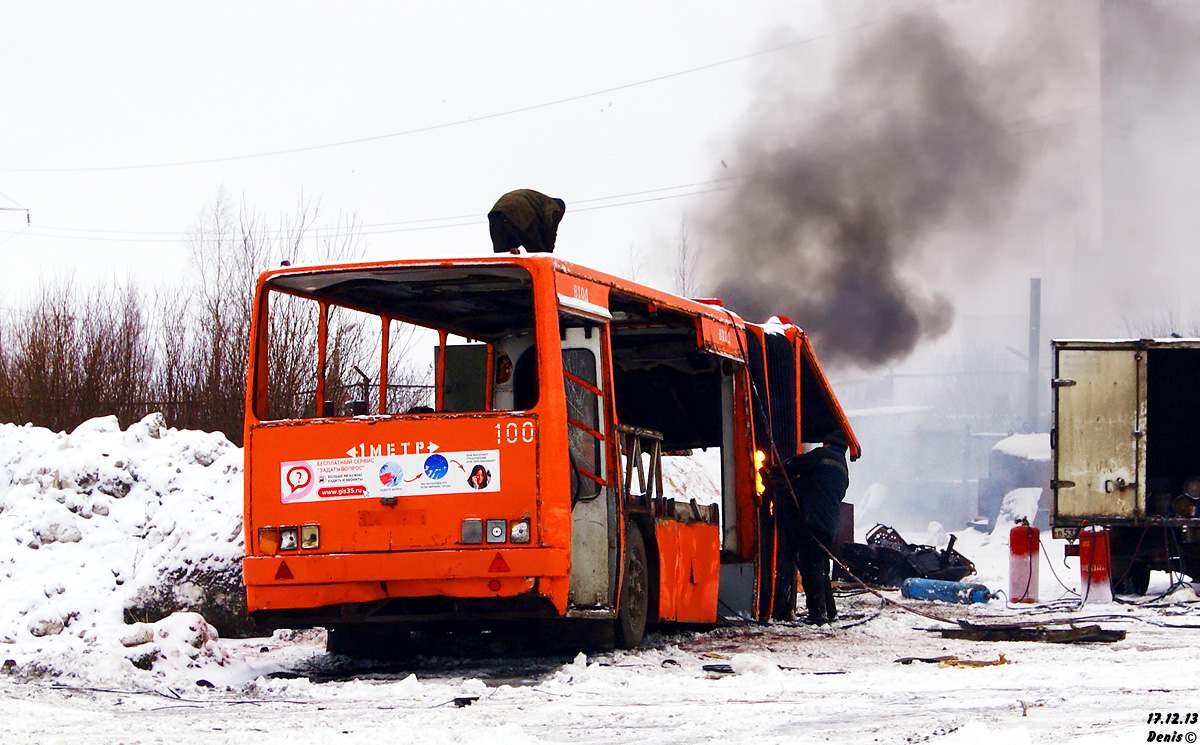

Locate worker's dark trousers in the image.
[488,212,549,253]
[797,528,836,622]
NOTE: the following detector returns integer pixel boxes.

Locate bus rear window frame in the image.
[253,265,537,422]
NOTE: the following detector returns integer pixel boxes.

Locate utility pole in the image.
[1028,278,1041,432]
[0,207,30,224]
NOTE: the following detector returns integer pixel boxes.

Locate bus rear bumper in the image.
[243,547,570,616]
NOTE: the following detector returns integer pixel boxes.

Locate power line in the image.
[0,225,30,249]
[0,1,960,174]
[0,178,752,244]
[0,189,32,229]
[0,188,27,210]
[10,177,747,239]
[0,100,1095,246]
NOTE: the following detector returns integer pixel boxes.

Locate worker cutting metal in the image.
[780,429,851,625]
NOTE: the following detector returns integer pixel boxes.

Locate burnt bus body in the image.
[242,256,859,650]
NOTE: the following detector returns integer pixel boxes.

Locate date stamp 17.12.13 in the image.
[1146,712,1198,743]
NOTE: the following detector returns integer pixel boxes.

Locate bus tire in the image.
[615,524,649,649]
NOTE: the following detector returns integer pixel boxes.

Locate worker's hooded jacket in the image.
[489,189,566,253]
[782,444,850,538]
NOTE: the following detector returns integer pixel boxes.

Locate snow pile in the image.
[729,652,780,675]
[993,432,1051,462]
[996,487,1043,526]
[660,448,722,506]
[0,414,245,682]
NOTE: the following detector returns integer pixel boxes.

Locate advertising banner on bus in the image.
[280,449,502,503]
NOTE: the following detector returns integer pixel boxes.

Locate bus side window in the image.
[513,346,539,411]
[563,348,601,499]
[492,335,538,412]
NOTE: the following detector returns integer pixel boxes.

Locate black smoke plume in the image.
[701,10,1042,368]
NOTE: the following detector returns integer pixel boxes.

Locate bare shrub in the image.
[0,194,434,442]
[0,280,156,433]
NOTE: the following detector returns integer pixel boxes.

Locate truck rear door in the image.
[1053,343,1146,520]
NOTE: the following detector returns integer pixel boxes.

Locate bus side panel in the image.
[653,520,720,623]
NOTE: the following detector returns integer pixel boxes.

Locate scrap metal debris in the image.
[838,525,976,587]
[939,623,1125,644]
[895,655,958,665]
[894,654,1009,667]
[939,654,1009,668]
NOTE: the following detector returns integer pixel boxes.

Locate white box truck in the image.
[1052,338,1200,594]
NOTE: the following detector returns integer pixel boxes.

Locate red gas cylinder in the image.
[1008,521,1040,603]
[1079,525,1113,603]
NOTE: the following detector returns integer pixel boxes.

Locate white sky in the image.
[7,0,1196,388]
[0,1,872,302]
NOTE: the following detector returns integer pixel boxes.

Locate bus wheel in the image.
[615,525,649,649]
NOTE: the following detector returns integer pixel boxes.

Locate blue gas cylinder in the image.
[900,577,992,604]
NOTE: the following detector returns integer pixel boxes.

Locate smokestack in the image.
[699,8,1055,368]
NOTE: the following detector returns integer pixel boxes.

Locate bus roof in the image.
[258,253,858,455]
[259,254,747,330]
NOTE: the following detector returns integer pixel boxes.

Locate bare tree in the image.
[0,280,155,433]
[8,281,84,432]
[674,215,699,298]
[1121,309,1200,338]
[0,193,434,441]
[624,243,647,283]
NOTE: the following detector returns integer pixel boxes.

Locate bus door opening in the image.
[607,296,727,624]
[561,321,616,609]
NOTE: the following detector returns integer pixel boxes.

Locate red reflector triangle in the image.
[488,552,510,573]
[275,561,294,580]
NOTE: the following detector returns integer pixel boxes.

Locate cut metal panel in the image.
[653,520,720,623]
[717,562,756,622]
[720,371,738,552]
[1054,347,1146,519]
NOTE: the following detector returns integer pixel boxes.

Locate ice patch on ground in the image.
[940,722,1032,745]
[730,653,780,675]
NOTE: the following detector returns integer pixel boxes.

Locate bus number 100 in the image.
[497,422,536,444]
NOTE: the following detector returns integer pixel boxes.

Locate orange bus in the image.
[242,255,860,651]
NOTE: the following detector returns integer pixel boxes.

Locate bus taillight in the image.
[258,528,280,556]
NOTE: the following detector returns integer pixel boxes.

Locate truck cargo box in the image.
[1052,339,1200,593]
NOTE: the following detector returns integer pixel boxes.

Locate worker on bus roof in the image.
[488,189,566,254]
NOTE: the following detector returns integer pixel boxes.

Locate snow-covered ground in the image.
[1,418,1198,744]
